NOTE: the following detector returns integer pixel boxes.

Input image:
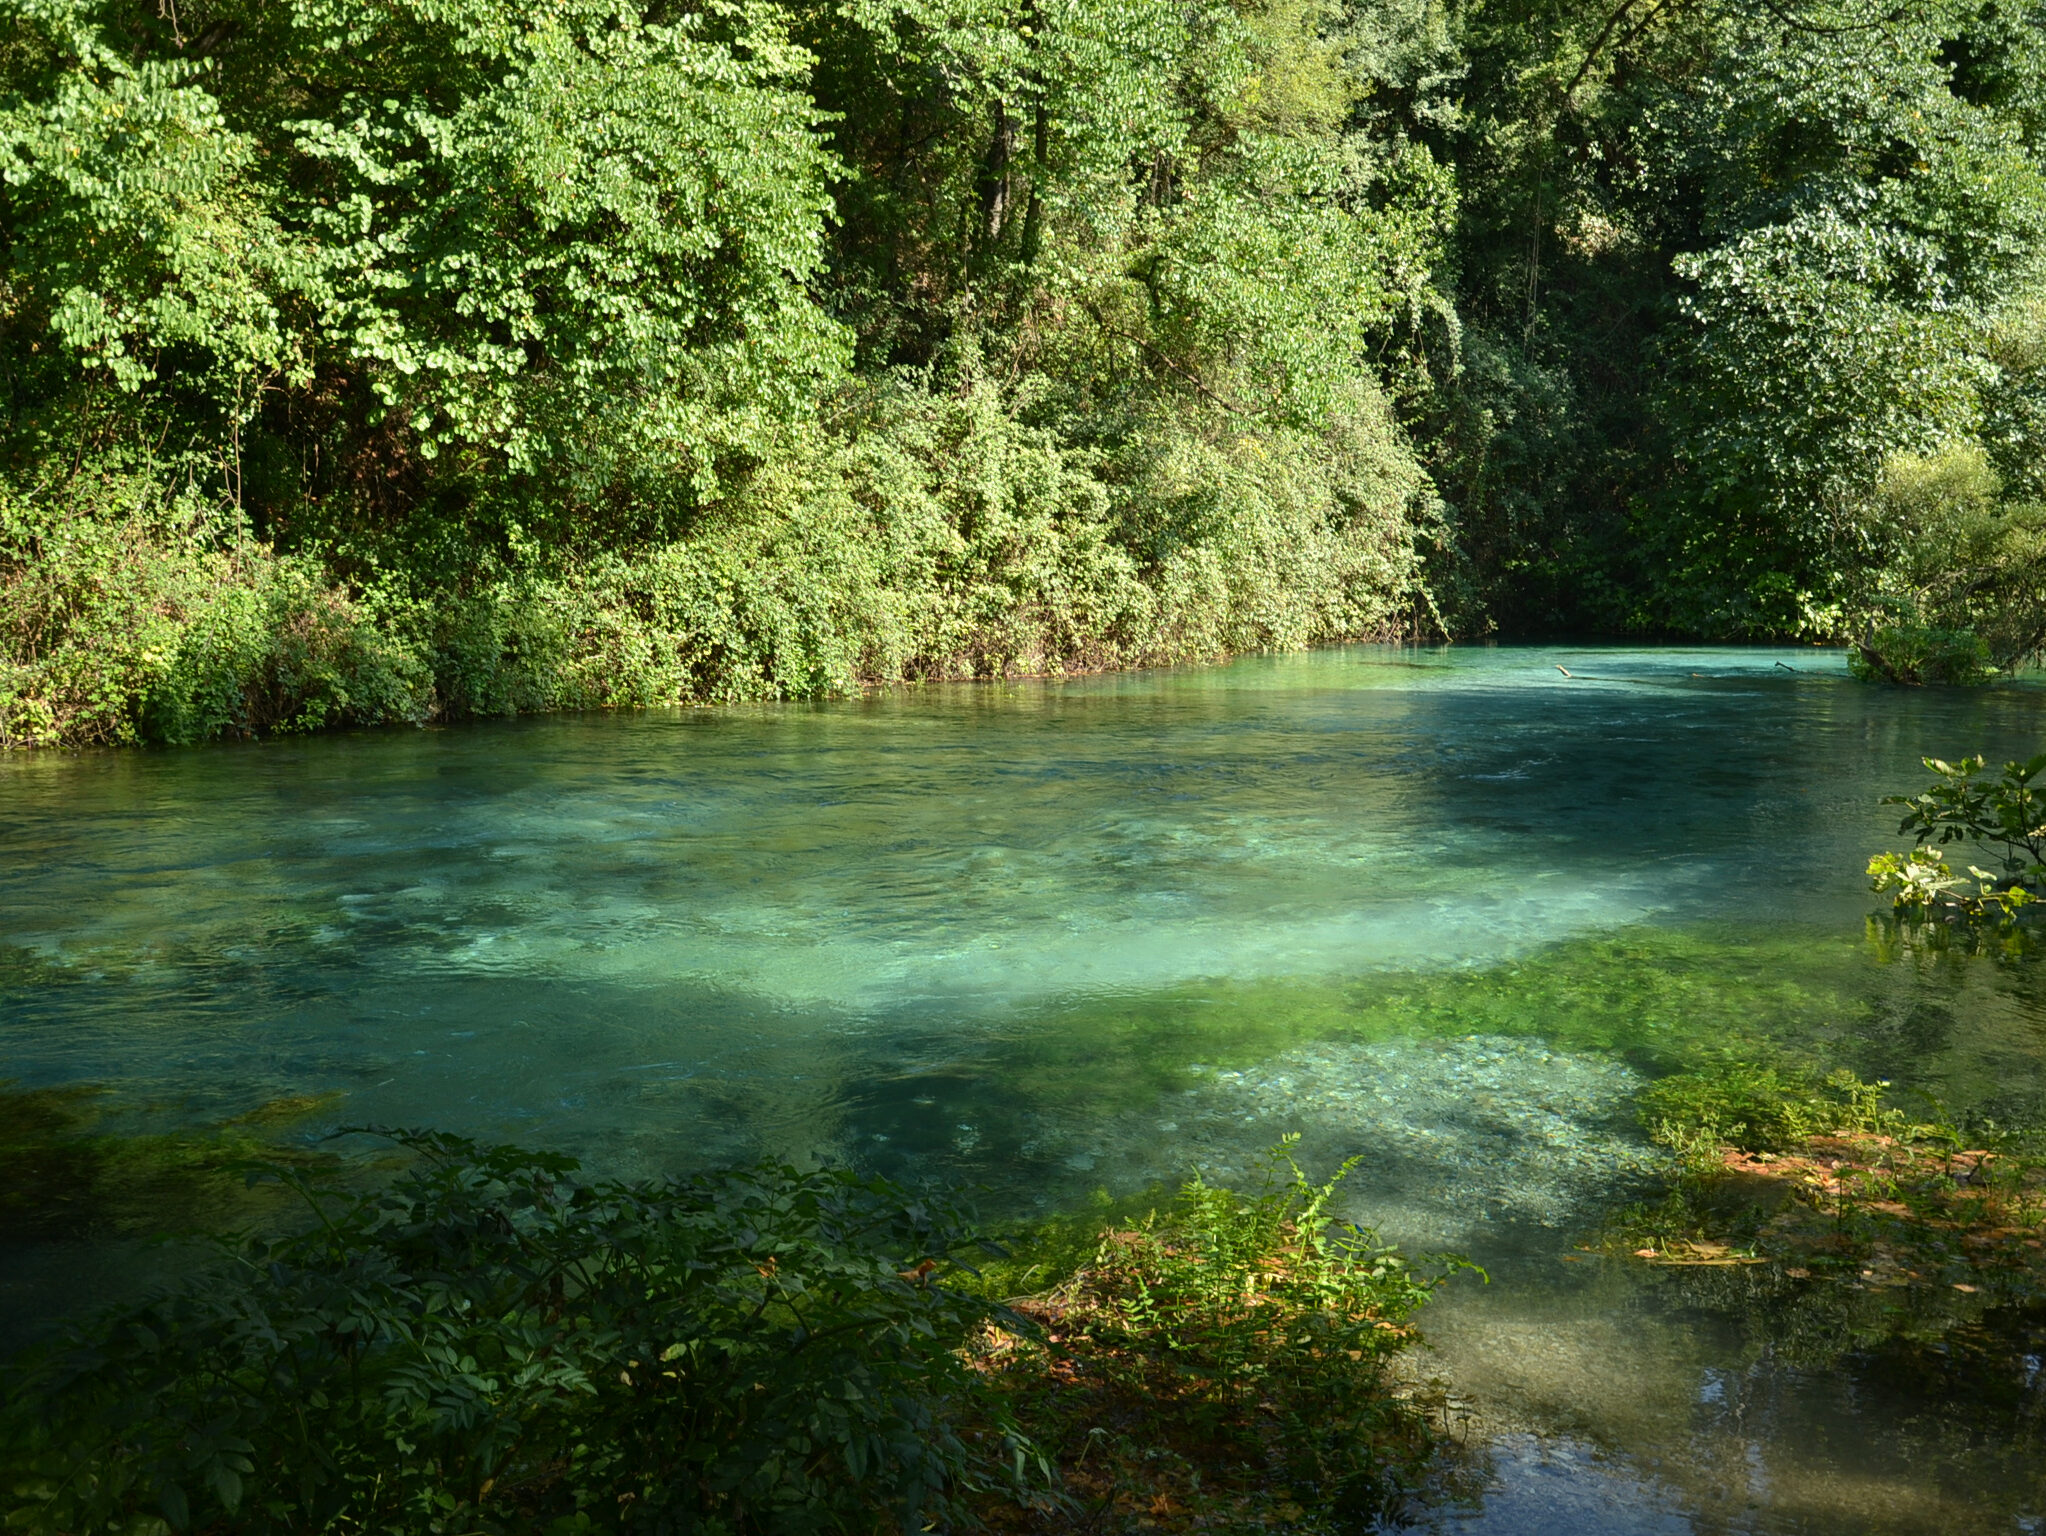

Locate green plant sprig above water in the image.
[1867,848,2036,921]
[1870,753,2046,922]
[1889,754,2046,874]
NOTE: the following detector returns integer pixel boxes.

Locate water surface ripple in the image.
[6,644,2046,1531]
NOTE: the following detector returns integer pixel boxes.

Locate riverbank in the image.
[8,647,2046,1529]
[0,382,1444,752]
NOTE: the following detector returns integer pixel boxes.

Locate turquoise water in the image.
[6,643,2046,1530]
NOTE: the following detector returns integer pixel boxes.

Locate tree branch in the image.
[1080,301,1258,419]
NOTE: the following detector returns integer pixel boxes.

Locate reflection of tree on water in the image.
[1422,1261,2046,1536]
[1858,914,2046,1131]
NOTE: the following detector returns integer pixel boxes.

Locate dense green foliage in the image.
[0,0,1447,744]
[1439,0,2046,641]
[1,1132,1024,1533]
[6,0,2046,743]
[0,1133,1456,1535]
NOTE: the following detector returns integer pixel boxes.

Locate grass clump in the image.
[966,1138,1474,1533]
[0,1133,1461,1535]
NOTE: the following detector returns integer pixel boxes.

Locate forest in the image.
[4,0,2046,746]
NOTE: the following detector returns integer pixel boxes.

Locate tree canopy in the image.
[4,0,2044,743]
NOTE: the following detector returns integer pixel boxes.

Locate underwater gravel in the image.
[1025,1034,1668,1249]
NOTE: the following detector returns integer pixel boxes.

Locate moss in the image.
[0,1083,339,1241]
[960,925,1876,1140]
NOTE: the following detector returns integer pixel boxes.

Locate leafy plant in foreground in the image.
[1867,753,2046,922]
[972,1139,1475,1530]
[0,1131,1024,1535]
[2,1129,1460,1534]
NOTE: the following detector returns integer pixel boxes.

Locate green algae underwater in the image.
[7,921,2046,1533]
[7,644,2046,1530]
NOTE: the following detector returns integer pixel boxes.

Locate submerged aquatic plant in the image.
[1606,1063,2046,1300]
[0,1082,337,1242]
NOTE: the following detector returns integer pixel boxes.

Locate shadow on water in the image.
[8,645,2046,1528]
[9,924,2046,1529]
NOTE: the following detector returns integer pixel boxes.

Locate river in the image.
[5,644,2045,1531]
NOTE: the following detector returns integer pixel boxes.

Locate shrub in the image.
[1849,447,2046,685]
[3,370,1446,748]
[971,1139,1472,1529]
[1848,623,1997,686]
[0,1133,1021,1535]
[0,474,431,748]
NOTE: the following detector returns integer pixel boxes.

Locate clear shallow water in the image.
[7,643,2046,1530]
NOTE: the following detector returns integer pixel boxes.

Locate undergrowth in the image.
[0,1133,1467,1535]
[1,378,1440,750]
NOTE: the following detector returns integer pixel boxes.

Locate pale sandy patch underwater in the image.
[7,644,2046,1529]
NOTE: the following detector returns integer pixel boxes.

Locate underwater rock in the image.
[1031,1034,1663,1248]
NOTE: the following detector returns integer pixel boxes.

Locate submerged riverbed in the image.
[6,644,2046,1531]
